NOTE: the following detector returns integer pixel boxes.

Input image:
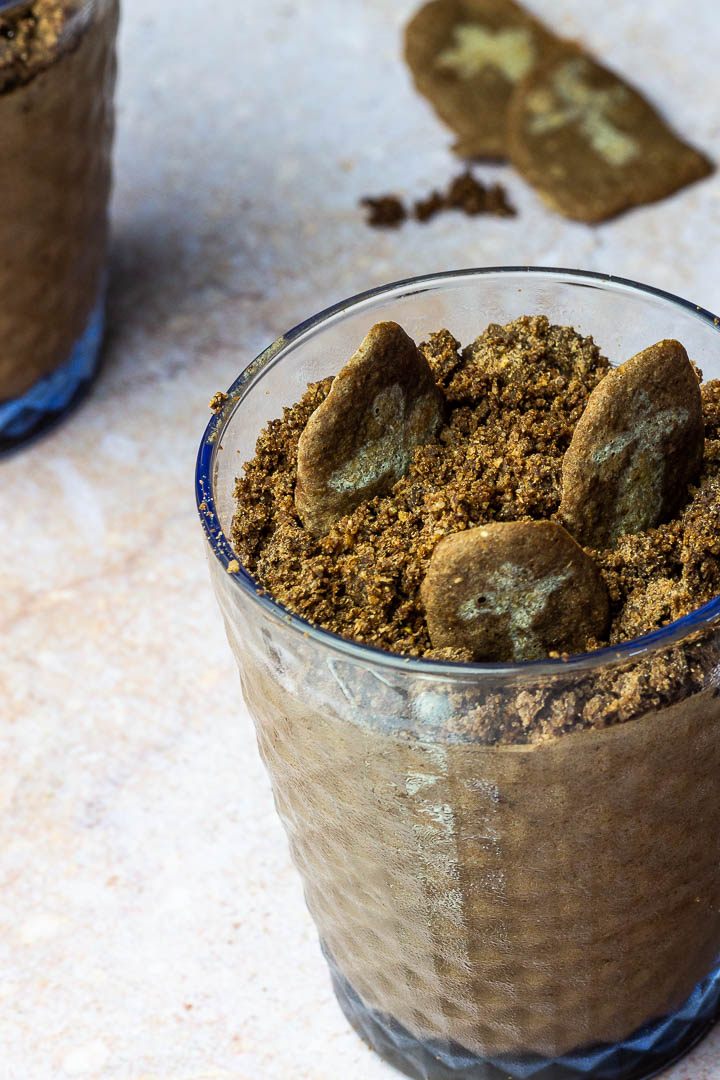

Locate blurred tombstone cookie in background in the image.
[404,0,564,159]
[507,53,714,222]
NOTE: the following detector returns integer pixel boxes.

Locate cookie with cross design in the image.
[507,53,713,222]
[560,339,704,549]
[421,521,609,661]
[295,322,445,537]
[404,0,562,159]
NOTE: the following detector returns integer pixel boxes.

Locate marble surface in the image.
[2,0,720,1076]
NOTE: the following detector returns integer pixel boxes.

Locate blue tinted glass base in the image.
[0,293,105,451]
[327,953,720,1080]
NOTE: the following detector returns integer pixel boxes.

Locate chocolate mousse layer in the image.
[220,312,720,1061]
[229,604,720,1058]
[0,0,118,402]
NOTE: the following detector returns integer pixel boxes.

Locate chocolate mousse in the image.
[0,0,118,402]
[228,314,720,1068]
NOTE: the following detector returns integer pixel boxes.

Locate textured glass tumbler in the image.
[0,0,119,450]
[196,269,720,1080]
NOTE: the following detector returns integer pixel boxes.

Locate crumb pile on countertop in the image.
[361,169,516,228]
[231,314,720,662]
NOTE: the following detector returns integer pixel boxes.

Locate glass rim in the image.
[195,266,720,680]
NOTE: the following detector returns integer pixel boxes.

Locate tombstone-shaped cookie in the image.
[507,54,713,222]
[404,0,561,159]
[295,322,444,537]
[421,521,609,661]
[560,340,704,549]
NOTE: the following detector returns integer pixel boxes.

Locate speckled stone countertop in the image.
[2,0,720,1076]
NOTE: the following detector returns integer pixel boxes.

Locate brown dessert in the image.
[220,312,720,1066]
[0,0,118,402]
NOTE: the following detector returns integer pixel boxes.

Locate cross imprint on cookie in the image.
[592,391,689,538]
[459,562,573,661]
[436,23,535,82]
[328,383,414,493]
[527,57,640,167]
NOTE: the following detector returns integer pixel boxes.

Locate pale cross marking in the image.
[527,58,640,167]
[328,384,407,492]
[459,561,573,661]
[592,390,689,539]
[436,24,535,82]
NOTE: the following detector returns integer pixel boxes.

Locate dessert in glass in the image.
[0,0,119,449]
[196,268,720,1080]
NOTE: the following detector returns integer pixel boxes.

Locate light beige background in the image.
[2,0,720,1076]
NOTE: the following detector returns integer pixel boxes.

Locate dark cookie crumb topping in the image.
[232,314,720,661]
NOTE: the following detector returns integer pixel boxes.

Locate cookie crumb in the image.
[444,170,515,216]
[414,189,445,222]
[360,194,407,228]
[364,172,515,228]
